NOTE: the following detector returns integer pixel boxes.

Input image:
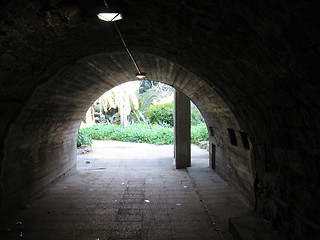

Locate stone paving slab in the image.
[0,141,250,240]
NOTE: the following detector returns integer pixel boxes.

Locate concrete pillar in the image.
[174,90,191,169]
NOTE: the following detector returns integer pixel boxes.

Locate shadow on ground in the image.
[0,140,250,240]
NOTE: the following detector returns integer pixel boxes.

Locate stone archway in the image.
[1,51,254,212]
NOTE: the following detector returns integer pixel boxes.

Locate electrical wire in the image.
[103,0,109,8]
[114,22,142,75]
[103,0,143,75]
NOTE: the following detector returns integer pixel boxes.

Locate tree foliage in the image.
[97,81,140,126]
[83,80,203,129]
[147,101,203,127]
[147,101,174,126]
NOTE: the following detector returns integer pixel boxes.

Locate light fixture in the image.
[97,12,122,22]
[135,72,146,79]
[97,0,123,22]
[99,0,146,80]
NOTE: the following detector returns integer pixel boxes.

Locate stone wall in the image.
[0,51,254,216]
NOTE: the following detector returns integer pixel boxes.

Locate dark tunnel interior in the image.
[0,0,320,239]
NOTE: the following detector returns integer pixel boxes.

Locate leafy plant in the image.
[77,130,93,147]
[97,81,141,126]
[147,101,204,127]
[147,101,174,126]
[191,123,209,143]
[80,123,174,145]
[139,88,159,115]
[191,109,202,125]
[78,122,209,147]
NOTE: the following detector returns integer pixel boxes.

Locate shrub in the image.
[79,123,174,145]
[148,101,203,126]
[147,102,174,126]
[191,109,202,125]
[78,122,209,147]
[77,130,93,147]
[191,123,209,143]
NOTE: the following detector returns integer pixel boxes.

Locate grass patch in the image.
[77,123,208,146]
[77,130,93,147]
[191,123,209,143]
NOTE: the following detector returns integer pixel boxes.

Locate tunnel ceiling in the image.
[9,50,240,155]
[1,0,320,144]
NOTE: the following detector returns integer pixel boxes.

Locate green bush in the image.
[147,102,174,126]
[191,123,209,143]
[78,122,208,147]
[147,101,203,127]
[191,109,202,125]
[80,123,174,145]
[77,130,93,147]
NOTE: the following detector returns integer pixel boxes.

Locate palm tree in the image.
[98,81,140,126]
[84,106,95,126]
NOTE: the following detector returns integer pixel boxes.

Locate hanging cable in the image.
[114,22,142,75]
[103,0,109,8]
[101,0,145,78]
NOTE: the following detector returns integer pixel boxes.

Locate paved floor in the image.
[0,141,250,240]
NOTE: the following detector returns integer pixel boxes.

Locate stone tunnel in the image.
[0,0,319,239]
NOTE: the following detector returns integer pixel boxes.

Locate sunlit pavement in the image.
[0,141,249,240]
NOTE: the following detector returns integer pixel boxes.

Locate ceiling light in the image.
[97,12,122,22]
[135,72,146,79]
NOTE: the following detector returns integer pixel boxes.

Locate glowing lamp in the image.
[136,73,146,79]
[97,12,122,22]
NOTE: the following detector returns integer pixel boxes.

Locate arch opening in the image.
[76,79,210,170]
